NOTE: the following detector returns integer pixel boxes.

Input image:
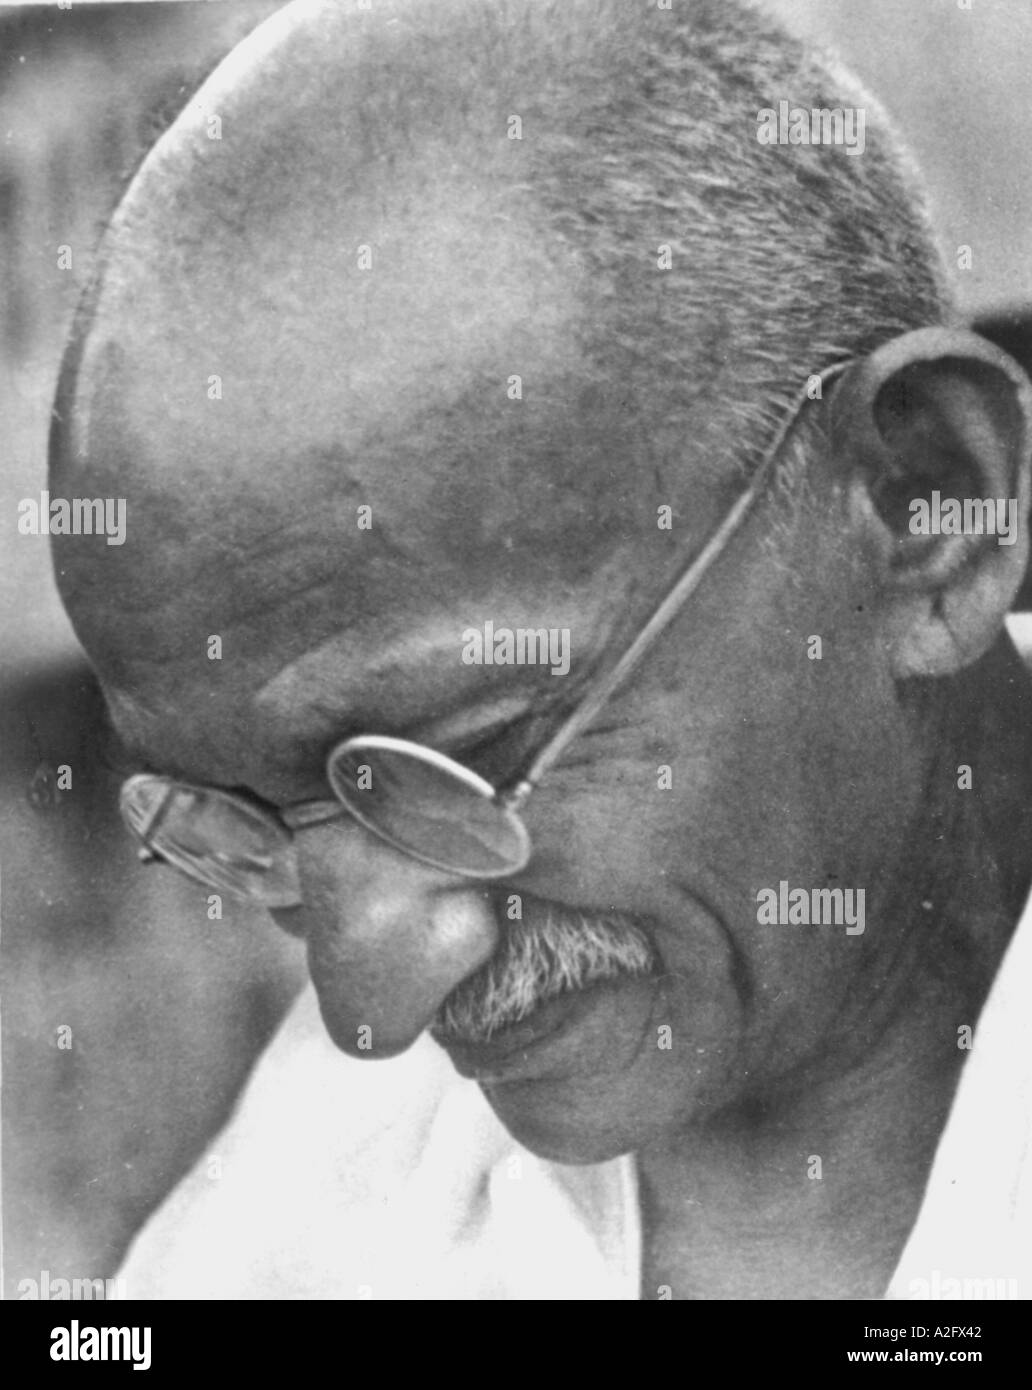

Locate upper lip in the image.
[432,985,583,1063]
[431,965,659,1080]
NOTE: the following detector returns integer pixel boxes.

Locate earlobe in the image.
[830,327,1032,678]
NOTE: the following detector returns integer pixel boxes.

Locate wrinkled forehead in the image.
[52,262,671,693]
[52,259,688,792]
[52,225,728,740]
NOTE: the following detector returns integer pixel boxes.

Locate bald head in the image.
[51,0,947,753]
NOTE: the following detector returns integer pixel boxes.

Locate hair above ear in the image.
[829,327,1032,677]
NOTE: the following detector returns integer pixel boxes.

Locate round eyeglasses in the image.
[119,360,855,902]
[120,733,532,904]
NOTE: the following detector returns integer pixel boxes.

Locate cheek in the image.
[496,625,910,1089]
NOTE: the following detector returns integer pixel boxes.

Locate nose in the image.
[269,820,500,1058]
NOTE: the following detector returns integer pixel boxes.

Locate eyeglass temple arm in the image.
[499,360,855,812]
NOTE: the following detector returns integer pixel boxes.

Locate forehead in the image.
[56,248,731,745]
[56,270,735,795]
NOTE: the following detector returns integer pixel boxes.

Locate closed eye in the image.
[446,705,580,786]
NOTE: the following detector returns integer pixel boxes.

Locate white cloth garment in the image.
[118,987,640,1299]
[119,881,1031,1300]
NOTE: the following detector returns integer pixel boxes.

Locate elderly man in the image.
[47,0,1032,1299]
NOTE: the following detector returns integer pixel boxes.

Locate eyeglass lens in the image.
[120,775,303,906]
[325,740,531,878]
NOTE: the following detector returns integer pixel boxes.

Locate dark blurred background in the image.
[0,0,1030,1295]
[0,1,301,1300]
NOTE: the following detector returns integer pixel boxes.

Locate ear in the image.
[830,327,1032,678]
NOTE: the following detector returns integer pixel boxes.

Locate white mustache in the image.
[432,898,656,1044]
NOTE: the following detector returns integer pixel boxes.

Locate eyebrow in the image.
[110,616,610,795]
[102,689,534,792]
[405,693,545,747]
